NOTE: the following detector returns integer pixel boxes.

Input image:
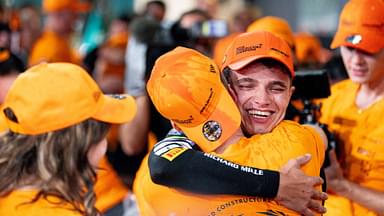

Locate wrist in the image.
[335,178,351,196]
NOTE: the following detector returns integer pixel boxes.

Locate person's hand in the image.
[276,154,328,216]
[325,149,346,193]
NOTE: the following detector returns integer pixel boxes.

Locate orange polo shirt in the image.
[94,156,129,213]
[321,80,384,216]
[133,120,324,215]
[0,189,82,216]
[29,30,80,66]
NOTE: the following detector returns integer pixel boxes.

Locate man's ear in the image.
[227,83,239,103]
[289,86,295,99]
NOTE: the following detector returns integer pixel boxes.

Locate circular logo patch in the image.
[202,120,222,141]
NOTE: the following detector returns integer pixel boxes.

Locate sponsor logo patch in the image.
[160,147,187,161]
[202,120,222,141]
[345,34,362,45]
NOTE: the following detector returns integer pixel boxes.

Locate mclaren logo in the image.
[236,44,263,54]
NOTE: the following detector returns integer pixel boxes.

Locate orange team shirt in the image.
[133,120,325,216]
[320,80,384,216]
[94,156,129,213]
[28,30,80,66]
[0,189,82,216]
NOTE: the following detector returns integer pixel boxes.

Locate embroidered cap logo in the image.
[202,120,222,141]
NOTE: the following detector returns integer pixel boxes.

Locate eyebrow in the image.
[235,77,255,83]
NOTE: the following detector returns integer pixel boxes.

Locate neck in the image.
[356,79,384,109]
[214,128,243,154]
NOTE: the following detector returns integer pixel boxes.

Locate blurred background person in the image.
[0,22,11,50]
[294,32,324,70]
[28,0,90,66]
[18,4,42,64]
[247,16,295,49]
[0,48,24,109]
[143,0,166,22]
[320,0,384,215]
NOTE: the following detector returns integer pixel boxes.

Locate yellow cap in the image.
[1,63,136,135]
[147,47,241,152]
[247,16,295,48]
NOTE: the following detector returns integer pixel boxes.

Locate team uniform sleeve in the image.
[148,129,280,198]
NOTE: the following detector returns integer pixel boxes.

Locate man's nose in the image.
[350,49,366,65]
[251,88,272,106]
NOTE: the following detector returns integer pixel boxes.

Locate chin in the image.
[350,76,369,84]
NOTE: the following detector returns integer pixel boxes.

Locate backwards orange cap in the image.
[331,0,384,53]
[43,0,91,13]
[1,63,136,135]
[222,31,294,77]
[147,47,241,152]
[247,16,295,48]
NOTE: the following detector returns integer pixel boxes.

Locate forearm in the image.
[119,95,150,155]
[335,179,384,213]
[149,147,279,198]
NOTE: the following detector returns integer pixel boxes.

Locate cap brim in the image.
[228,55,295,77]
[331,31,382,54]
[177,87,241,152]
[93,94,137,124]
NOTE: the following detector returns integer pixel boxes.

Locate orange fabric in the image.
[147,131,158,151]
[134,120,325,215]
[294,32,322,65]
[212,32,240,70]
[320,80,384,216]
[0,49,10,62]
[147,47,241,152]
[28,31,79,66]
[94,32,128,94]
[247,16,294,48]
[1,62,136,135]
[331,0,384,54]
[94,156,128,212]
[0,189,82,216]
[43,0,91,13]
[222,31,294,77]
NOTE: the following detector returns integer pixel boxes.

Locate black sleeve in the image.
[148,135,280,198]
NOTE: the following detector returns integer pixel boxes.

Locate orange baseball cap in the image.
[331,0,384,53]
[222,31,294,77]
[213,32,240,70]
[43,0,91,13]
[294,32,322,64]
[1,62,136,135]
[147,47,241,152]
[247,16,295,48]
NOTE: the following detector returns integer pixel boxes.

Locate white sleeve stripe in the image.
[154,143,186,156]
[153,141,183,152]
[153,139,193,152]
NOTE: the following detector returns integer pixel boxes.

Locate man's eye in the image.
[270,87,286,92]
[238,84,254,89]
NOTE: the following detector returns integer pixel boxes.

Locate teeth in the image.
[248,110,272,117]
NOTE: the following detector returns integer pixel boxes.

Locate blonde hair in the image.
[0,119,110,216]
